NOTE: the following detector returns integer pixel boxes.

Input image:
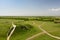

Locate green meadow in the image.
[0,16,60,40]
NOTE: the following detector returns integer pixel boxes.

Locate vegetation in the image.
[32,34,58,40]
[0,16,60,40]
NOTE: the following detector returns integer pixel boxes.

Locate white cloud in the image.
[49,8,60,12]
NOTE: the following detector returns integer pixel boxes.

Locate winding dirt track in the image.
[39,25,60,40]
[7,23,16,40]
[26,22,60,40]
[26,32,44,40]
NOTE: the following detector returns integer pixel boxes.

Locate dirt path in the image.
[26,22,44,40]
[39,23,60,40]
[7,23,16,40]
[26,22,60,40]
[26,32,44,40]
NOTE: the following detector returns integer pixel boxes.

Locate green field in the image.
[0,16,60,40]
[32,21,60,40]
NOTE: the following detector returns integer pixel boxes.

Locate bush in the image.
[13,24,33,35]
[16,24,33,31]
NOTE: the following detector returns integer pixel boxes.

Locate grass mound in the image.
[16,24,33,30]
[12,24,33,35]
[10,23,41,40]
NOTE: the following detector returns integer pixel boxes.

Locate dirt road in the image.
[26,22,60,40]
[26,32,44,40]
[39,25,60,40]
[7,23,16,40]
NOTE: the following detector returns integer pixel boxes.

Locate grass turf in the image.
[0,19,60,40]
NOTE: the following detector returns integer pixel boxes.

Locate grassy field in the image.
[31,34,58,40]
[0,19,42,40]
[41,22,60,37]
[32,21,60,40]
[0,16,60,40]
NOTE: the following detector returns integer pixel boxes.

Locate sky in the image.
[0,0,60,16]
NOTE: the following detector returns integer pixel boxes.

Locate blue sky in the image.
[0,0,60,16]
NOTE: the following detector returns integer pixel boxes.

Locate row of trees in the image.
[0,16,60,22]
